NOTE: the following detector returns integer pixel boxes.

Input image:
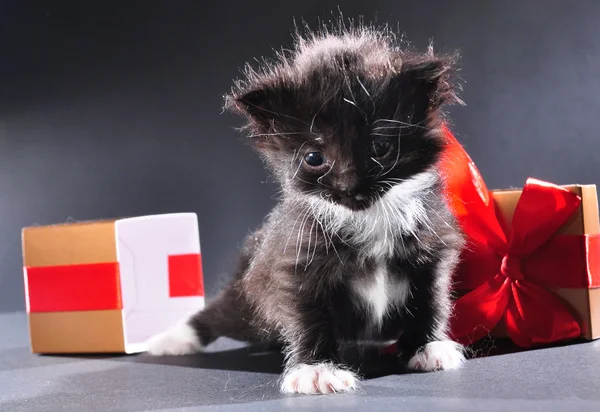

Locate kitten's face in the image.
[258,100,439,211]
[226,30,459,211]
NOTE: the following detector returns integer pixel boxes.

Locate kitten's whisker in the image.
[328,233,344,264]
[379,196,392,252]
[382,196,408,252]
[284,204,311,254]
[343,75,368,122]
[310,87,340,134]
[373,118,427,130]
[343,98,359,108]
[354,194,379,244]
[376,182,395,191]
[290,149,297,168]
[370,133,403,137]
[315,203,332,254]
[297,176,332,188]
[292,206,310,254]
[355,75,376,116]
[304,218,317,270]
[365,199,380,243]
[291,157,304,180]
[244,102,311,127]
[378,126,402,178]
[388,198,423,247]
[317,160,336,186]
[420,204,450,246]
[295,207,313,271]
[319,200,348,259]
[371,125,410,130]
[309,219,320,266]
[317,194,330,254]
[250,132,307,137]
[291,141,310,168]
[424,216,448,247]
[427,204,455,231]
[370,157,384,178]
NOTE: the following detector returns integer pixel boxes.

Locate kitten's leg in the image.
[278,300,358,395]
[147,284,269,355]
[147,230,269,355]
[396,250,465,372]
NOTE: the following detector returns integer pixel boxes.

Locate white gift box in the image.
[22,213,205,354]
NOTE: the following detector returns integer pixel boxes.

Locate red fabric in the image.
[439,128,598,347]
[25,262,122,312]
[523,234,600,289]
[168,253,204,297]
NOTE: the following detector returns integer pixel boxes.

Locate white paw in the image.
[280,363,358,395]
[146,322,203,356]
[407,340,465,371]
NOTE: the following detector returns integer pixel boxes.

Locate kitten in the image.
[147,23,466,395]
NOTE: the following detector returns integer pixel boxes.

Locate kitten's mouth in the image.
[329,192,372,211]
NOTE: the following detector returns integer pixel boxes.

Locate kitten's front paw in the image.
[146,322,203,356]
[407,340,465,371]
[280,363,358,395]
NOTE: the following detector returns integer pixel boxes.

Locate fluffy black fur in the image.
[152,21,466,393]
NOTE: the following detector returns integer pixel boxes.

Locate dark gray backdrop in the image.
[1,0,599,312]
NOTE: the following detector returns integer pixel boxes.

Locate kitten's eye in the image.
[304,152,325,167]
[368,140,392,159]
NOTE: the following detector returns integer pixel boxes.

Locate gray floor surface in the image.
[1,311,600,412]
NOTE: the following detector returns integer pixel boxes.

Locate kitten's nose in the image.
[336,168,359,196]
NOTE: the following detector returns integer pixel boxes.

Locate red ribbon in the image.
[168,253,205,297]
[439,127,599,347]
[25,262,123,313]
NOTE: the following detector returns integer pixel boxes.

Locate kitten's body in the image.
[149,23,466,394]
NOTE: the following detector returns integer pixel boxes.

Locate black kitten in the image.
[148,23,466,394]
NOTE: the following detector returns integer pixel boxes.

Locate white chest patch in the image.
[351,261,409,327]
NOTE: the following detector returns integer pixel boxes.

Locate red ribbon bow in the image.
[439,127,597,347]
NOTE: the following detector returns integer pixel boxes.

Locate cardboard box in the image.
[22,213,205,354]
[461,185,600,341]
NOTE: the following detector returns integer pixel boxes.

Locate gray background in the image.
[2,0,600,312]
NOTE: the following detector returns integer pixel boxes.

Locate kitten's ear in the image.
[225,84,294,136]
[233,88,270,117]
[398,53,462,112]
[224,87,271,125]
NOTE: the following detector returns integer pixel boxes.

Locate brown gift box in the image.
[458,184,600,341]
[21,213,205,354]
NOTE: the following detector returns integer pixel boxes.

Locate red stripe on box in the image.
[24,262,122,313]
[587,234,600,288]
[168,253,204,297]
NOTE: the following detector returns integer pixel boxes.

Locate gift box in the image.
[22,213,205,354]
[439,127,600,348]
